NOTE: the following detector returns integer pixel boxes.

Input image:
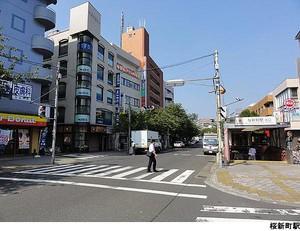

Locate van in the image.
[203,133,218,155]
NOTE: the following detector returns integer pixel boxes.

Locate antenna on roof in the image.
[120,11,124,47]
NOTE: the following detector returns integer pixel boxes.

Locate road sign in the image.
[284,99,295,109]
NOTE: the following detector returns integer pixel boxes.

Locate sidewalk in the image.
[206,160,300,206]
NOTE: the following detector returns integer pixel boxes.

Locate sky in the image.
[52,0,300,118]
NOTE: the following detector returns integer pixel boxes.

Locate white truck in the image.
[203,133,218,155]
[131,130,162,153]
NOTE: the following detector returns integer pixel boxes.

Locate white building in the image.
[45,2,141,152]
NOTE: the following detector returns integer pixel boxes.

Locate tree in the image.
[0,30,32,98]
[239,109,259,117]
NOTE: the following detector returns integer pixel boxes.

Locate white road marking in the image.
[64,165,109,174]
[181,154,191,156]
[195,217,297,222]
[61,165,98,174]
[81,165,121,175]
[132,172,154,179]
[94,166,133,177]
[111,167,147,178]
[32,164,83,173]
[47,165,92,174]
[171,170,195,183]
[23,164,72,173]
[200,205,300,216]
[0,177,207,199]
[196,154,209,157]
[76,156,102,160]
[150,169,179,181]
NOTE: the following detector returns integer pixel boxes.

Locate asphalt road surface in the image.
[0,144,299,222]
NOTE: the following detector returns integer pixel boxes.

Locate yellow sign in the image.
[0,113,47,127]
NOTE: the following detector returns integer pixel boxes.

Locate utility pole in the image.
[214,50,223,167]
[51,62,61,165]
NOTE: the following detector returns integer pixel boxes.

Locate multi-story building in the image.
[248,94,274,116]
[163,82,174,107]
[122,27,164,108]
[0,0,57,157]
[46,2,141,152]
[272,78,299,127]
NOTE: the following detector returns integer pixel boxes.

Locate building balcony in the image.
[34,6,56,31]
[30,66,53,84]
[44,0,57,6]
[32,35,54,58]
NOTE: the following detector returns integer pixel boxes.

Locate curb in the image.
[205,163,300,207]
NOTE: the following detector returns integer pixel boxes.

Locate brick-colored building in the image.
[122,27,164,108]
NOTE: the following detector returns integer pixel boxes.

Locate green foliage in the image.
[239,109,259,117]
[114,103,200,142]
[0,30,32,98]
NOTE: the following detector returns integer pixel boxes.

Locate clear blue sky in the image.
[52,0,300,118]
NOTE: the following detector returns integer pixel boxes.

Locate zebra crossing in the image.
[15,163,203,187]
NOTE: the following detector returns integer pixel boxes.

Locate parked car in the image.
[173,141,185,148]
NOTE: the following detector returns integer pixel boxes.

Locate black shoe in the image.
[153,170,159,172]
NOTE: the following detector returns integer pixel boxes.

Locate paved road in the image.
[0,145,299,222]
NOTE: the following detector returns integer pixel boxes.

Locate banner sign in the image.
[76,88,91,97]
[116,73,120,87]
[78,42,92,53]
[39,127,48,149]
[75,114,90,123]
[235,116,277,126]
[12,83,32,102]
[0,129,12,146]
[115,89,121,106]
[77,65,91,74]
[0,113,47,127]
[116,63,138,79]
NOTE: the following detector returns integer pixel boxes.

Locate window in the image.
[108,72,113,85]
[291,88,298,98]
[78,52,92,66]
[97,65,104,81]
[96,86,103,101]
[104,110,113,125]
[108,53,114,67]
[121,77,140,91]
[77,74,91,89]
[41,85,50,103]
[57,107,65,123]
[58,82,66,99]
[107,90,113,104]
[97,45,104,61]
[96,109,112,125]
[59,39,68,56]
[60,60,67,78]
[11,14,25,33]
[76,98,90,114]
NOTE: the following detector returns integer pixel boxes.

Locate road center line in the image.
[0,177,207,199]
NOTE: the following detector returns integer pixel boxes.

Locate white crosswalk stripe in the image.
[16,165,204,187]
[48,165,93,174]
[150,169,179,181]
[94,166,133,177]
[81,165,121,175]
[111,167,147,178]
[65,165,109,174]
[35,164,83,173]
[25,164,72,173]
[171,170,195,183]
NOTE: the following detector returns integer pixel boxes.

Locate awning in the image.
[241,127,262,132]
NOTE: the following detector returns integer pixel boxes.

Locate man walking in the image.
[147,140,158,172]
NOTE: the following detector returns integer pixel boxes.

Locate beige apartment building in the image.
[45,2,141,152]
[122,27,164,108]
[249,94,274,116]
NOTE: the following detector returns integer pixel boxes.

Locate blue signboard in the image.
[78,42,92,53]
[39,128,48,150]
[75,114,90,123]
[115,89,121,106]
[116,73,120,88]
